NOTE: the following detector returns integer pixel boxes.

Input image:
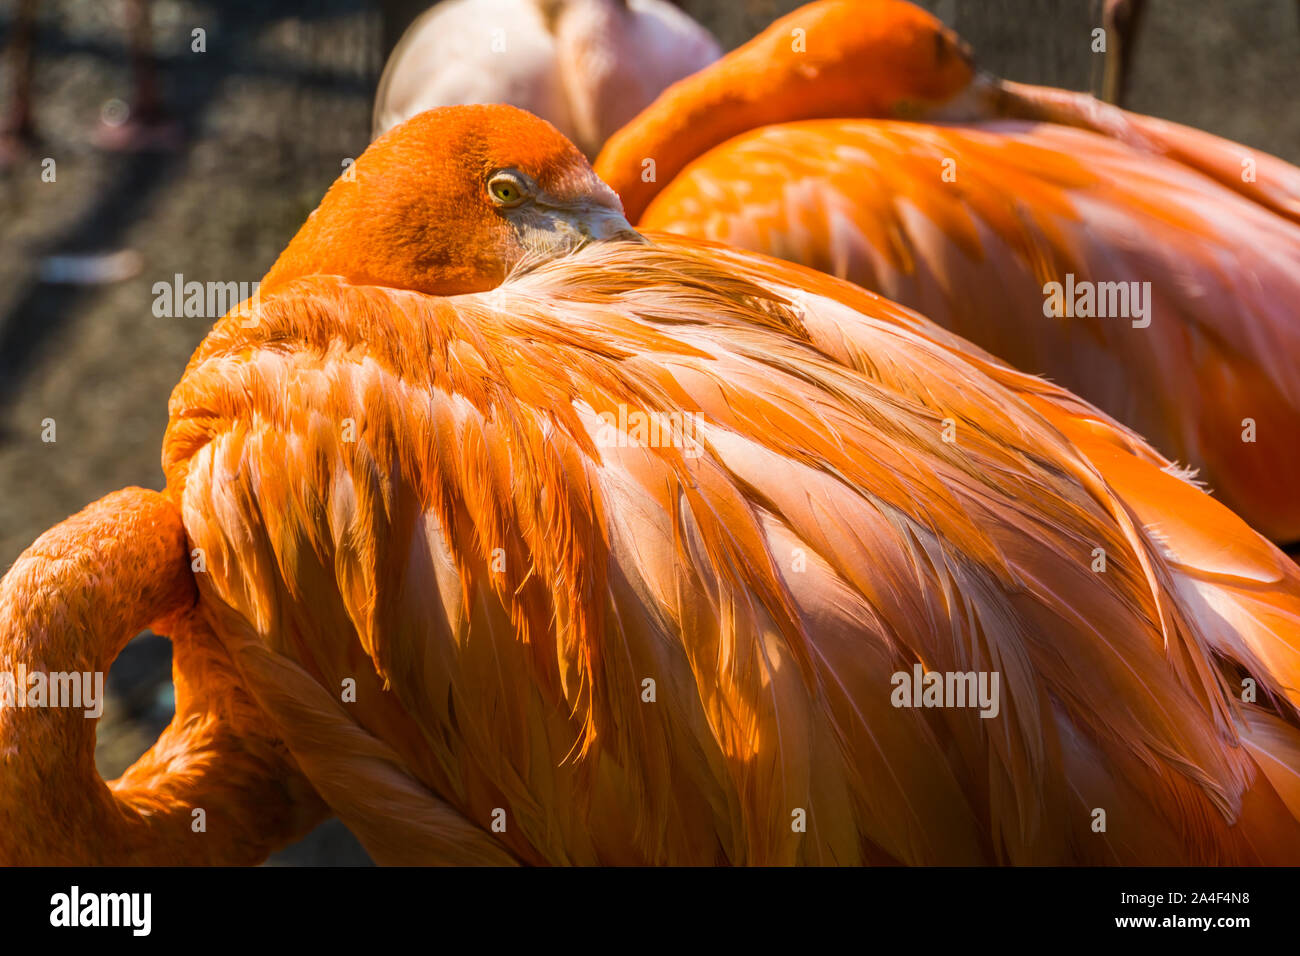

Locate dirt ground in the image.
[0,0,1295,864]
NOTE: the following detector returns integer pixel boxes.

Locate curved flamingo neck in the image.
[593,0,975,222]
[0,491,199,862]
[0,490,324,864]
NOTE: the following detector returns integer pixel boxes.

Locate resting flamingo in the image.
[4,105,1300,865]
[372,0,720,157]
[1,0,178,159]
[594,0,1300,543]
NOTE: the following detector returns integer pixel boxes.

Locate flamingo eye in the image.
[488,171,530,207]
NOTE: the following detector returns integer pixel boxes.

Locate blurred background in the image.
[0,0,1295,864]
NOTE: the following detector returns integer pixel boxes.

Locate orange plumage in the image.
[594,0,1300,542]
[3,105,1300,864]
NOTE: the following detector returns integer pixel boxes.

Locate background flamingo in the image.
[5,106,1300,864]
[1099,0,1300,107]
[1,0,178,159]
[594,0,1300,543]
[371,0,720,156]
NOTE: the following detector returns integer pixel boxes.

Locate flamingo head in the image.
[262,104,640,297]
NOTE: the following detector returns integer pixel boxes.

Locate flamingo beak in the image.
[569,202,645,244]
[513,199,645,264]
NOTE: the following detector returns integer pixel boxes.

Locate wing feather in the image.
[162,237,1300,863]
[639,119,1300,539]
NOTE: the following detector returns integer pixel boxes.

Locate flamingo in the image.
[594,0,1300,544]
[371,0,721,157]
[1098,0,1148,106]
[1099,0,1300,107]
[4,105,1300,865]
[1,0,178,158]
[0,0,36,160]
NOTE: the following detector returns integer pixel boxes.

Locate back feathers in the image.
[162,235,1300,864]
